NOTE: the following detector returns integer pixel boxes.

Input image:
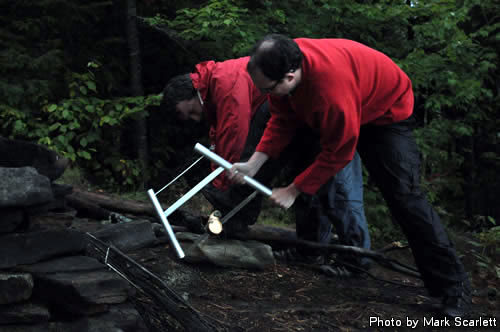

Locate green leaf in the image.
[77,150,91,160]
[69,121,80,130]
[100,116,111,125]
[14,120,25,132]
[48,104,57,112]
[80,137,88,147]
[467,240,483,247]
[86,81,97,92]
[49,123,61,131]
[57,135,66,145]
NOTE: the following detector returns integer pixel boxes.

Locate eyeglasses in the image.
[259,79,281,94]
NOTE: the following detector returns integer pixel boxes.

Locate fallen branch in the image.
[234,225,421,279]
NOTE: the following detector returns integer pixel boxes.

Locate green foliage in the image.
[2,58,161,190]
[39,63,161,189]
[468,217,500,279]
[151,0,267,58]
[0,0,155,190]
[0,1,127,122]
[160,0,416,59]
[402,0,499,223]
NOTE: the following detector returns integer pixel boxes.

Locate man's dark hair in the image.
[161,73,196,113]
[247,34,303,81]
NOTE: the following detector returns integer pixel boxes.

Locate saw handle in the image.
[194,143,272,197]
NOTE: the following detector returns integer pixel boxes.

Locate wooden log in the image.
[66,188,205,234]
[242,224,297,243]
[67,187,158,217]
[66,193,111,220]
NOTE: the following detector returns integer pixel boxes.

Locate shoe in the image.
[319,263,353,277]
[273,248,325,265]
[334,255,372,274]
[441,283,472,317]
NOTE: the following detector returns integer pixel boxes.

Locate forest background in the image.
[0,0,498,278]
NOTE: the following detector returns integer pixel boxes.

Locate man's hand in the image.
[271,183,301,209]
[228,161,257,184]
[227,151,269,184]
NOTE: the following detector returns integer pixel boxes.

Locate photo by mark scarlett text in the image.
[369,316,497,329]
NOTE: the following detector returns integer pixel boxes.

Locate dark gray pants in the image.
[357,116,469,296]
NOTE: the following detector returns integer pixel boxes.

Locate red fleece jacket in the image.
[256,38,414,194]
[191,57,267,190]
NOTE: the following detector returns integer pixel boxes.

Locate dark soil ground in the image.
[126,230,499,332]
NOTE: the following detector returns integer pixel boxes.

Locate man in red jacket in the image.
[230,35,471,317]
[162,56,371,272]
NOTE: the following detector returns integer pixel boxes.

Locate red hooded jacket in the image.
[190,57,267,190]
[256,38,414,194]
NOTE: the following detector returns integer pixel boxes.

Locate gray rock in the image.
[0,167,53,208]
[0,302,49,325]
[34,270,133,315]
[17,256,105,275]
[0,324,50,332]
[0,208,25,234]
[0,274,33,304]
[84,303,148,332]
[180,232,275,269]
[91,220,156,252]
[0,137,69,181]
[0,303,147,332]
[0,230,86,269]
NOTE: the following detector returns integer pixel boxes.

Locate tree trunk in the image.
[421,107,428,180]
[463,135,475,219]
[126,0,149,190]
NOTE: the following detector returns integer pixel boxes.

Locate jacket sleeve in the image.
[210,78,253,190]
[255,96,298,158]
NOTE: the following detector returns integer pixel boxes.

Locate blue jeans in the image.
[295,151,371,265]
